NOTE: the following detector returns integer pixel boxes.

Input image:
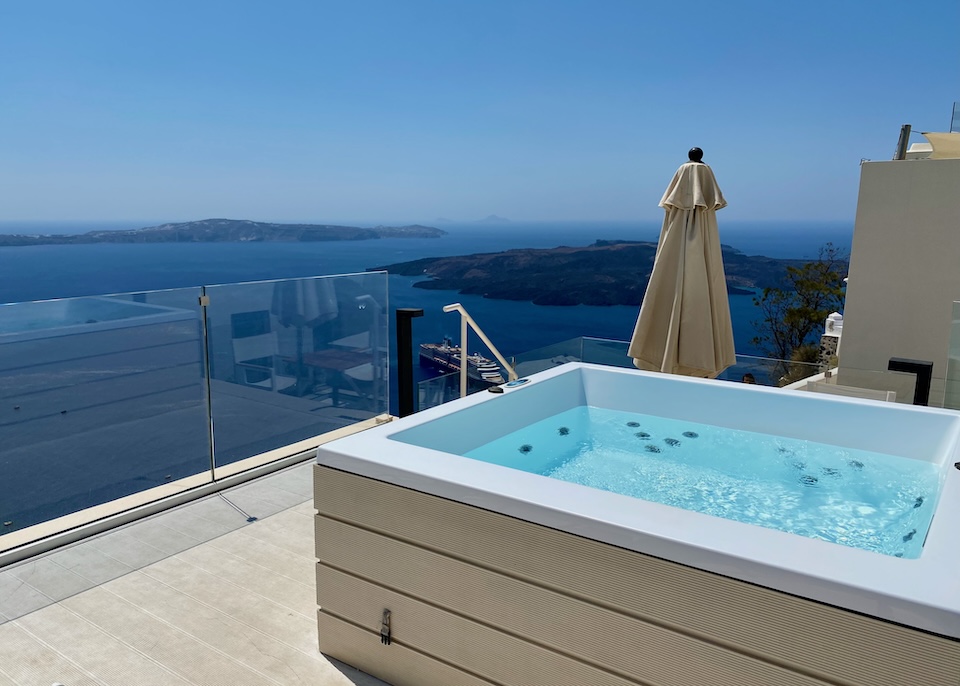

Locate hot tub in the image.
[314,363,960,686]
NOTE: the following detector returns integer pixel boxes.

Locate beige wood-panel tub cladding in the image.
[314,466,960,686]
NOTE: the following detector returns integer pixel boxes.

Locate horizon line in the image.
[0,217,855,226]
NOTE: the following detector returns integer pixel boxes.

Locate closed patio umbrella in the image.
[627,148,736,378]
[270,277,340,386]
[271,276,339,333]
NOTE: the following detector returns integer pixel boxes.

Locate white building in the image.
[838,133,960,406]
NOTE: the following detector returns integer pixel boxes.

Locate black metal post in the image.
[894,124,911,160]
[396,308,424,417]
[887,357,934,406]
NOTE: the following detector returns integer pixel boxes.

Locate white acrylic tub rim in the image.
[316,362,960,639]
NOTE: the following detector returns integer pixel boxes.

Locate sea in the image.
[0,219,853,408]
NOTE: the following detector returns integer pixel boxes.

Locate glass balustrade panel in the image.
[510,337,584,377]
[581,336,633,368]
[415,337,836,414]
[0,289,209,541]
[204,272,389,469]
[417,371,462,411]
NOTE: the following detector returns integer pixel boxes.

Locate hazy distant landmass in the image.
[0,218,447,246]
[431,215,508,224]
[375,240,809,306]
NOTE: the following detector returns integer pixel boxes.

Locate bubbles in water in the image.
[466,406,939,559]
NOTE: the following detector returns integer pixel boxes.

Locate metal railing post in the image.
[894,124,911,160]
[459,311,469,397]
[396,308,424,416]
[442,302,519,398]
[198,287,217,480]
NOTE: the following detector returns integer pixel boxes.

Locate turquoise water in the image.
[465,406,941,558]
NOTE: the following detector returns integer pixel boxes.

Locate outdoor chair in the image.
[230,311,297,393]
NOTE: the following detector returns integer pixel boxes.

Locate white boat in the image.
[419,336,506,385]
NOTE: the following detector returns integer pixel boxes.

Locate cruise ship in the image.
[419,336,506,385]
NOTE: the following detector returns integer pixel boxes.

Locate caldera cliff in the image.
[374,240,807,307]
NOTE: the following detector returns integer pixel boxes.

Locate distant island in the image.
[432,215,509,224]
[0,218,447,246]
[375,240,811,306]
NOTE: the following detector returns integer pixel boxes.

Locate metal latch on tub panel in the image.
[198,295,210,307]
[380,609,391,645]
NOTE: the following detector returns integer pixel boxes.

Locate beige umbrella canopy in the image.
[627,149,736,378]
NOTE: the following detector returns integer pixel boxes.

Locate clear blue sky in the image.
[0,1,956,224]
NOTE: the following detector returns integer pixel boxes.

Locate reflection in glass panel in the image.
[717,355,822,387]
[579,337,820,387]
[822,366,915,404]
[511,337,584,377]
[205,272,389,467]
[417,371,462,412]
[0,290,209,534]
[581,337,633,369]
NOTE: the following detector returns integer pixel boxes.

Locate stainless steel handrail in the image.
[442,302,519,397]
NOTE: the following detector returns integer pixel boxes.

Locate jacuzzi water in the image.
[465,406,940,558]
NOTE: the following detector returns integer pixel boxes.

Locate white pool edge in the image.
[317,363,960,639]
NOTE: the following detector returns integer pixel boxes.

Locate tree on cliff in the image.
[751,243,847,367]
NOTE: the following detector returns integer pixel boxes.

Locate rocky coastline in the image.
[375,240,804,307]
[0,218,446,246]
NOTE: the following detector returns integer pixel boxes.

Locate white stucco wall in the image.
[839,159,960,404]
